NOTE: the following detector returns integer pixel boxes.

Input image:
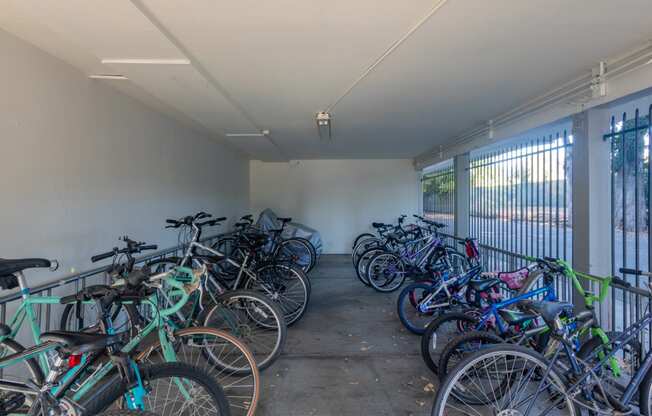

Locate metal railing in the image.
[0,233,224,335]
[469,131,573,265]
[422,163,455,234]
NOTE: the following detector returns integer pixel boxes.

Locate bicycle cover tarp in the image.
[257,209,323,257]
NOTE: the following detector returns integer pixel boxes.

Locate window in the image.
[469,130,573,270]
[422,161,454,234]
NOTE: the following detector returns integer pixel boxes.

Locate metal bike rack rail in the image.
[0,234,224,333]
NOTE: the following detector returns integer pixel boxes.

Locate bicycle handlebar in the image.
[91,239,158,263]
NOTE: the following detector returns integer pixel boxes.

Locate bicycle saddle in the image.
[278,217,292,224]
[519,300,574,327]
[40,331,123,354]
[498,308,539,326]
[468,278,501,292]
[0,258,51,277]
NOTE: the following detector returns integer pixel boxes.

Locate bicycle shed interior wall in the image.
[249,159,420,254]
[0,29,250,283]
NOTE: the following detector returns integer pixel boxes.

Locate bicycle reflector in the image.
[464,239,480,259]
[68,353,82,368]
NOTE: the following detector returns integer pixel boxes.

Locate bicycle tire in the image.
[420,311,479,374]
[135,327,260,416]
[248,263,310,325]
[202,290,287,370]
[396,282,436,335]
[431,344,578,416]
[437,330,505,381]
[352,233,374,251]
[60,300,140,337]
[275,238,316,273]
[367,252,405,292]
[352,238,383,269]
[81,362,231,415]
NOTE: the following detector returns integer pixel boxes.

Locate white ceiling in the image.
[2,0,652,161]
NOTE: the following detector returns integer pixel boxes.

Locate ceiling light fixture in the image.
[88,74,128,80]
[316,112,332,140]
[101,58,190,65]
[225,130,270,137]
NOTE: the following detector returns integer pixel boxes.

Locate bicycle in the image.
[147,214,289,368]
[430,288,652,416]
[215,215,317,274]
[60,252,261,416]
[365,228,469,292]
[165,212,309,327]
[0,265,231,414]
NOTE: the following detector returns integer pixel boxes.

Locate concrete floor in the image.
[258,255,437,416]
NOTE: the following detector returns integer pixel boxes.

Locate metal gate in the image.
[469,130,573,272]
[607,104,651,334]
[422,162,454,233]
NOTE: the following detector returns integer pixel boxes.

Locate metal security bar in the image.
[469,132,573,272]
[422,162,455,233]
[607,105,652,338]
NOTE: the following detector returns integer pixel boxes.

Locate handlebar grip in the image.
[91,250,116,263]
[215,217,227,222]
[140,244,158,251]
[611,276,631,288]
[619,267,649,276]
[166,219,178,224]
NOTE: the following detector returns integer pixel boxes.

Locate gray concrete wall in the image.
[0,29,249,282]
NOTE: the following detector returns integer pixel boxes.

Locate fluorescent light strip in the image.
[226,130,270,137]
[88,74,128,80]
[101,58,190,65]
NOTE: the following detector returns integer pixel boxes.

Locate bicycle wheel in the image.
[352,238,383,268]
[352,233,374,251]
[431,344,578,416]
[203,290,287,370]
[431,250,469,276]
[60,299,139,337]
[136,327,260,416]
[248,263,310,325]
[275,238,316,273]
[100,412,159,415]
[396,282,437,335]
[355,247,383,286]
[437,331,505,381]
[420,311,479,374]
[83,362,231,415]
[367,252,405,292]
[0,338,44,412]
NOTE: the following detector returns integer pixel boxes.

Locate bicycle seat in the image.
[40,331,123,354]
[0,258,51,277]
[468,278,501,292]
[372,222,386,228]
[498,309,539,326]
[519,300,574,327]
[278,217,292,224]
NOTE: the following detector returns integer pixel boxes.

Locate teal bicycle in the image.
[0,258,231,414]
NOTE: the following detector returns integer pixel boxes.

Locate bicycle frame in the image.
[475,285,556,334]
[534,308,652,414]
[0,271,96,373]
